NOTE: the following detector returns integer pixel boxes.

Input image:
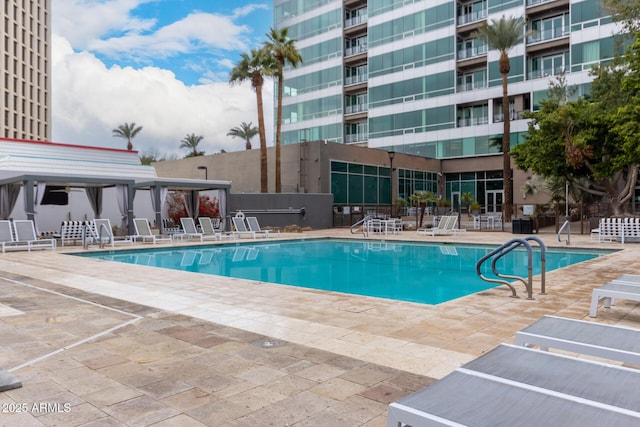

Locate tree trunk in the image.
[275,64,284,193]
[501,56,513,223]
[255,82,268,193]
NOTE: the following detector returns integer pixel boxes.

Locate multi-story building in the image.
[275,0,618,212]
[0,0,50,140]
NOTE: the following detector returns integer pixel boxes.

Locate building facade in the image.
[274,0,617,211]
[1,0,50,140]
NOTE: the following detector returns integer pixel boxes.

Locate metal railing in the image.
[558,218,570,245]
[351,215,371,237]
[476,237,547,300]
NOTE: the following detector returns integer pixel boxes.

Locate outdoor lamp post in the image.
[197,166,208,180]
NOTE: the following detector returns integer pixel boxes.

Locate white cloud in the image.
[51,34,274,158]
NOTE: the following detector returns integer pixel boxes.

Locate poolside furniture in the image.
[93,218,133,247]
[199,217,231,240]
[592,217,640,243]
[0,220,29,253]
[60,220,93,246]
[387,343,640,427]
[131,218,172,244]
[177,218,204,241]
[231,215,256,239]
[13,220,56,251]
[611,274,640,285]
[246,217,279,238]
[417,216,446,236]
[161,218,181,235]
[589,281,640,318]
[515,315,640,365]
[418,215,465,236]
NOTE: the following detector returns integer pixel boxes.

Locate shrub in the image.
[166,192,220,223]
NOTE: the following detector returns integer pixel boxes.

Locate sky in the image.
[51,0,274,159]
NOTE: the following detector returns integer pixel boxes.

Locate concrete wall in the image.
[228,193,333,230]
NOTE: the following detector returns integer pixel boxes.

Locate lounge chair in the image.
[387,343,640,427]
[131,218,172,244]
[13,219,56,251]
[0,220,28,252]
[60,221,87,246]
[94,218,132,247]
[589,281,640,317]
[177,217,204,241]
[515,315,640,365]
[416,216,447,236]
[199,217,229,240]
[231,215,255,239]
[246,216,279,238]
[611,273,640,286]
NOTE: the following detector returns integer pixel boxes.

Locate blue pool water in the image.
[73,239,609,305]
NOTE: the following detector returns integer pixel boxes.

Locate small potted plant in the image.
[470,201,481,216]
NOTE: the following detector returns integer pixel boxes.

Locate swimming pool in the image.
[74,239,609,305]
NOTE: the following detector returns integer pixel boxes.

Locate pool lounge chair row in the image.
[589,273,640,318]
[0,219,56,252]
[387,314,640,427]
[231,214,280,239]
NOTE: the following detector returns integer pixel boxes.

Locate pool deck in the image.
[1,226,639,425]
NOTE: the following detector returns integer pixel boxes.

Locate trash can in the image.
[512,219,522,234]
[521,218,533,234]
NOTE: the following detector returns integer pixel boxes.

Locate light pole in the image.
[197,166,208,180]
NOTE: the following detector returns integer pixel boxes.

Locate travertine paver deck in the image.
[0,226,639,426]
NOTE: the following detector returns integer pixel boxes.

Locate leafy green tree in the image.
[264,27,303,193]
[409,191,438,228]
[180,133,205,158]
[513,65,640,215]
[227,122,258,150]
[230,48,276,193]
[461,192,474,218]
[474,16,526,222]
[112,122,143,151]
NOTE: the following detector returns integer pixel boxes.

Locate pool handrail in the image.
[351,215,371,237]
[476,237,547,300]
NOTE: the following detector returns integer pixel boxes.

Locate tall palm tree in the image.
[180,133,205,157]
[112,122,143,151]
[229,48,276,193]
[474,16,525,222]
[227,122,258,150]
[264,27,303,193]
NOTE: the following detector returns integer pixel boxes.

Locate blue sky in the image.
[51,1,274,157]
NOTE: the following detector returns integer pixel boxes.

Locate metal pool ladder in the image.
[476,237,547,300]
[351,215,371,237]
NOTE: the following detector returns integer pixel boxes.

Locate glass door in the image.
[486,190,503,213]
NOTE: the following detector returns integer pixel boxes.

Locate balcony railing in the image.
[493,110,525,123]
[345,43,368,57]
[527,25,570,44]
[345,13,368,28]
[457,80,487,92]
[345,73,368,85]
[457,116,489,127]
[345,104,368,114]
[345,133,368,143]
[457,9,487,26]
[527,67,566,80]
[457,45,487,60]
[527,0,556,6]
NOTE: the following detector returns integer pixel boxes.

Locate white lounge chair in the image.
[94,218,132,247]
[178,217,204,241]
[515,315,640,365]
[246,216,279,238]
[231,215,255,239]
[0,220,29,252]
[199,217,229,240]
[387,343,640,427]
[589,281,640,318]
[13,220,56,251]
[131,218,172,244]
[417,216,447,236]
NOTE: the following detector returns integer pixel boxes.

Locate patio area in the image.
[0,227,639,426]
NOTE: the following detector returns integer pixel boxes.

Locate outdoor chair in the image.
[131,218,172,244]
[94,218,133,247]
[231,214,255,239]
[177,217,204,241]
[13,219,56,251]
[0,220,28,253]
[246,216,279,238]
[199,217,229,240]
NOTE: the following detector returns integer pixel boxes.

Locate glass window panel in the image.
[364,176,379,203]
[331,173,348,204]
[349,174,363,204]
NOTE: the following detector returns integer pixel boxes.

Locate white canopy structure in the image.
[0,138,231,234]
